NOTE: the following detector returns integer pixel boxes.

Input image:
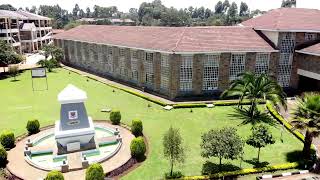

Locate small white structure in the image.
[55,84,95,153]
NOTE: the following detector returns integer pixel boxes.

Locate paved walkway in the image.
[270,173,320,179]
[7,122,134,180]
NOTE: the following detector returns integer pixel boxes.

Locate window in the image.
[180,55,193,91]
[130,50,139,82]
[229,54,246,81]
[277,65,292,87]
[106,46,113,73]
[305,33,317,41]
[203,54,219,91]
[119,48,126,76]
[160,54,170,91]
[144,52,154,86]
[255,53,270,75]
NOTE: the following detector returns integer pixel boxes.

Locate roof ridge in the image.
[172,27,187,52]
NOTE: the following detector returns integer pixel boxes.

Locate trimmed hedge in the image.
[45,170,64,180]
[266,102,305,142]
[0,145,7,168]
[26,119,40,135]
[130,137,146,159]
[172,104,207,109]
[85,163,105,180]
[181,162,299,179]
[0,130,15,149]
[172,100,266,109]
[131,119,143,137]
[110,110,121,125]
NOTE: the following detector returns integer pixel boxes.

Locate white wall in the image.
[261,30,279,46]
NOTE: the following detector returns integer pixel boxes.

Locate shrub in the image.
[8,65,19,80]
[131,119,143,137]
[0,145,7,168]
[85,163,105,180]
[26,119,40,135]
[45,170,64,180]
[165,171,183,179]
[130,137,146,160]
[0,130,15,149]
[110,110,121,125]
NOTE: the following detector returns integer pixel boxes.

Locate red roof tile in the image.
[298,43,320,56]
[53,25,275,53]
[241,8,320,32]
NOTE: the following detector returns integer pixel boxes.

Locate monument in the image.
[55,84,95,154]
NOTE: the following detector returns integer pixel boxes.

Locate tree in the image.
[29,6,37,13]
[246,125,275,162]
[0,4,16,11]
[86,7,91,17]
[214,1,224,14]
[221,72,287,126]
[163,127,185,177]
[291,92,320,159]
[281,0,296,8]
[42,44,64,61]
[0,40,23,72]
[222,0,230,13]
[239,2,249,17]
[226,2,238,25]
[200,127,243,168]
[72,4,80,18]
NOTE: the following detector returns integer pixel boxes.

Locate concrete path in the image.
[7,122,134,180]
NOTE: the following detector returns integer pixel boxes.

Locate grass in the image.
[0,69,303,179]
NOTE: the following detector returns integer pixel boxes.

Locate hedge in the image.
[172,104,207,109]
[181,162,299,180]
[172,100,266,109]
[266,102,305,142]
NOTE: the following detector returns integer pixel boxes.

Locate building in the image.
[0,10,52,53]
[54,8,320,100]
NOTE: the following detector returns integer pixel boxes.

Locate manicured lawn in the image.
[0,69,303,179]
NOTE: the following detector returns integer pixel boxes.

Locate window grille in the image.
[203,54,219,91]
[119,48,126,76]
[278,32,295,87]
[144,52,154,86]
[160,54,170,91]
[255,53,270,75]
[130,50,139,82]
[305,33,317,41]
[229,54,246,81]
[180,55,193,91]
[277,65,292,87]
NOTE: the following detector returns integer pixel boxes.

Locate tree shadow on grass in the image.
[286,150,316,169]
[244,158,269,168]
[10,79,20,82]
[201,161,241,175]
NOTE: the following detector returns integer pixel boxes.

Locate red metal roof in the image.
[298,43,320,56]
[241,8,320,32]
[53,25,276,53]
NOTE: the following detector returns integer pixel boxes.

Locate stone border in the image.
[256,170,309,179]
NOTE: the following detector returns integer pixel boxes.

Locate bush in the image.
[130,137,146,160]
[0,145,7,168]
[0,130,15,149]
[165,171,183,179]
[110,110,121,125]
[172,104,207,109]
[45,170,64,180]
[26,119,40,135]
[131,119,143,137]
[85,163,105,180]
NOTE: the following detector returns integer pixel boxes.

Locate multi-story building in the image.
[54,8,320,100]
[0,10,52,53]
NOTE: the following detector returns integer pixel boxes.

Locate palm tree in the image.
[291,92,320,159]
[221,72,287,125]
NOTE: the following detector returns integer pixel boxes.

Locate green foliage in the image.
[163,127,185,177]
[281,0,296,8]
[26,119,40,135]
[8,65,19,80]
[85,163,105,180]
[0,130,15,149]
[172,104,207,109]
[45,170,64,180]
[246,125,275,161]
[165,171,183,179]
[130,137,146,160]
[110,110,121,125]
[42,44,64,61]
[0,4,16,11]
[200,127,243,166]
[64,21,87,30]
[0,145,7,168]
[0,40,23,67]
[131,119,143,137]
[37,59,60,72]
[182,162,299,179]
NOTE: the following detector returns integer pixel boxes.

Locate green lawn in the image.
[0,69,303,179]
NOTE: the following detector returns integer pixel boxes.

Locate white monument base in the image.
[55,117,95,147]
[67,142,81,152]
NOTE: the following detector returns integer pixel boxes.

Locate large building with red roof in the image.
[54,8,320,99]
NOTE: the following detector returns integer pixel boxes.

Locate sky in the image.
[1,0,320,13]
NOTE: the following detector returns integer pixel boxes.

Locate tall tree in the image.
[0,4,16,11]
[201,127,243,168]
[222,0,230,13]
[227,2,238,25]
[86,7,91,17]
[221,72,287,124]
[291,93,320,159]
[246,125,275,162]
[0,40,23,72]
[239,2,249,17]
[72,4,80,18]
[281,0,296,8]
[29,6,37,13]
[163,127,185,177]
[214,1,224,14]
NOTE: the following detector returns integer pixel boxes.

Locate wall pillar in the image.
[154,52,161,92]
[193,54,203,95]
[245,52,256,73]
[218,53,231,91]
[169,54,180,99]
